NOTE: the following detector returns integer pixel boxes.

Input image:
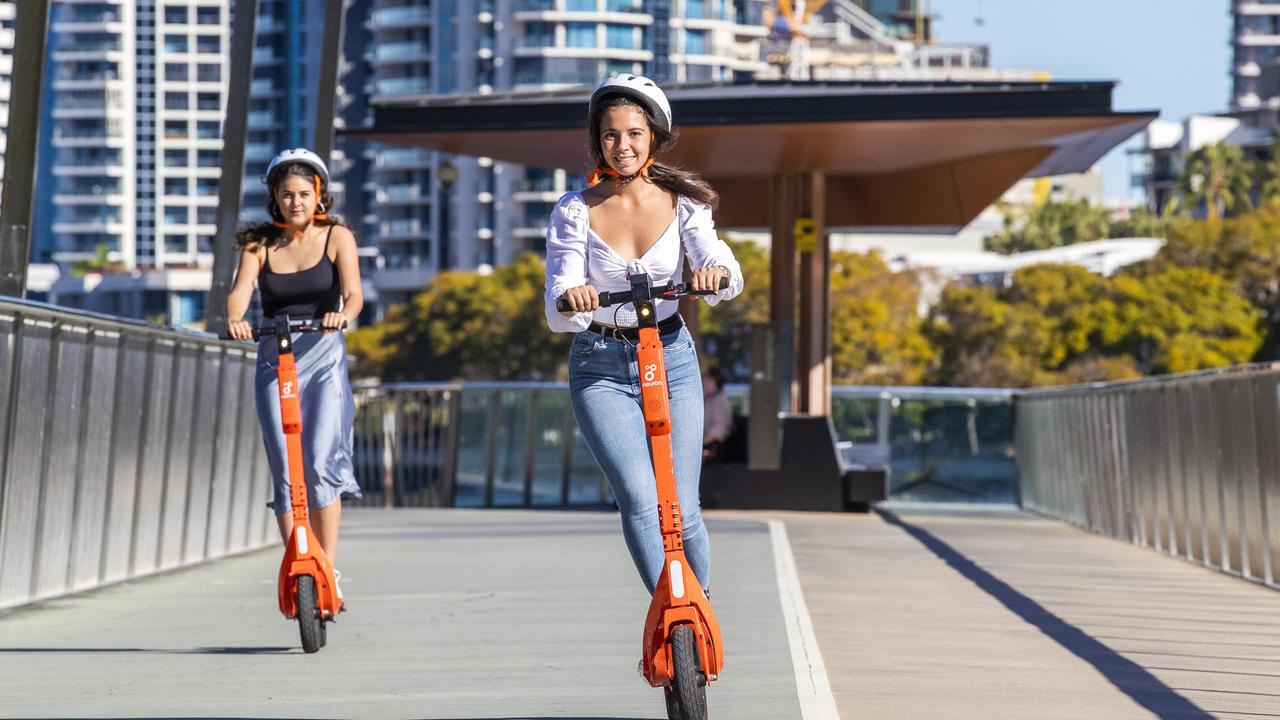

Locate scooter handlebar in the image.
[219,319,345,341]
[555,276,728,313]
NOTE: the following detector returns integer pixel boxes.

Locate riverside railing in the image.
[352,383,1019,508]
[1017,363,1280,589]
[0,299,274,610]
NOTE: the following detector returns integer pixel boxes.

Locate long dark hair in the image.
[233,162,346,251]
[587,94,718,209]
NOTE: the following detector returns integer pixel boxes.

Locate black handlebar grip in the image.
[718,275,729,290]
[556,297,571,313]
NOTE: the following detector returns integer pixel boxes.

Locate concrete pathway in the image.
[0,509,801,720]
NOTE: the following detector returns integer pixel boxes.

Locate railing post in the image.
[381,394,398,507]
[523,390,538,507]
[442,388,461,507]
[484,390,500,507]
[560,392,575,507]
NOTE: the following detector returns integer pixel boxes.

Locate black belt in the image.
[588,313,683,342]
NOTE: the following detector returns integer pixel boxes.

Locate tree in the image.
[697,239,770,381]
[924,262,1261,387]
[828,251,934,385]
[984,197,1112,254]
[346,253,571,381]
[1177,141,1254,220]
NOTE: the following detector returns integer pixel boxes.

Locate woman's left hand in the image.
[321,311,348,332]
[690,266,729,293]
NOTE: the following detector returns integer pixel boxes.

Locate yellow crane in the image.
[762,0,830,79]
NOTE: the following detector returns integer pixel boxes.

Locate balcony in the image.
[377,149,433,169]
[375,76,433,97]
[378,184,429,204]
[371,5,432,28]
[373,41,433,64]
[382,219,431,239]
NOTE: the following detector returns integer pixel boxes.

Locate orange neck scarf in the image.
[587,158,654,188]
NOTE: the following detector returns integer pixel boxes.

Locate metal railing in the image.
[350,383,609,509]
[1017,363,1280,589]
[0,299,274,610]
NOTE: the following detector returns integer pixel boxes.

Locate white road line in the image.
[770,519,841,720]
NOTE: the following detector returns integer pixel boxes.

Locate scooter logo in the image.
[642,363,661,388]
[282,380,297,399]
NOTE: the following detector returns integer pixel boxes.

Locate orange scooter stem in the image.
[633,300,725,688]
[268,317,342,624]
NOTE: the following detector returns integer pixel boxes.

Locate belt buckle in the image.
[612,326,628,343]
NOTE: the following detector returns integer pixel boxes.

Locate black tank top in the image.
[258,226,342,319]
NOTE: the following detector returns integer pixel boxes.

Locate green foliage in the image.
[1177,141,1254,220]
[925,262,1262,387]
[346,253,571,381]
[696,239,770,380]
[828,251,935,386]
[985,197,1112,254]
[69,244,123,278]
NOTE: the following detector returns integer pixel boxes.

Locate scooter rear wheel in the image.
[666,625,708,720]
[295,575,323,654]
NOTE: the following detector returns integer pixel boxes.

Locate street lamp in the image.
[437,159,458,271]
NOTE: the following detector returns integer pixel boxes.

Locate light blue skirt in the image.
[255,330,361,514]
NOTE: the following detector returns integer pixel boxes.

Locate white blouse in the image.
[543,191,745,333]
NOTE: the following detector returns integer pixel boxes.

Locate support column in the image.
[767,173,800,414]
[797,171,831,416]
[205,0,259,332]
[0,0,50,298]
[312,0,346,162]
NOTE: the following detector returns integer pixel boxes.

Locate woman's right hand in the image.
[560,285,599,316]
[227,318,255,341]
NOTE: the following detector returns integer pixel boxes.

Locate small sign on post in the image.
[794,216,817,253]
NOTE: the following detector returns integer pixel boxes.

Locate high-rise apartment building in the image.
[0,3,14,201]
[359,0,773,311]
[1233,0,1280,110]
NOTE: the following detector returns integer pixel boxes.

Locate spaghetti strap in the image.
[323,225,334,259]
[262,243,272,272]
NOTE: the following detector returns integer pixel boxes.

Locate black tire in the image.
[319,618,328,648]
[296,575,322,654]
[667,625,708,720]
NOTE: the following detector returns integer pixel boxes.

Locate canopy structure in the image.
[346,80,1154,465]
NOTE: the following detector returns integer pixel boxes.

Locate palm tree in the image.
[1177,141,1254,221]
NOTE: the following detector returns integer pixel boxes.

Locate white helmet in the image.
[589,74,672,133]
[262,147,330,185]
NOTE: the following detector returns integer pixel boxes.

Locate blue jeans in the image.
[568,324,709,594]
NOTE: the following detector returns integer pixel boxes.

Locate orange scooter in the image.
[227,315,343,653]
[561,273,728,720]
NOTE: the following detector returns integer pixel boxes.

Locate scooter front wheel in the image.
[295,575,323,654]
[665,625,708,720]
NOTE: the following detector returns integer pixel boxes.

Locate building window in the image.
[197,235,215,253]
[196,34,220,53]
[196,63,220,82]
[164,149,187,167]
[196,149,220,167]
[685,29,707,55]
[196,206,217,225]
[566,0,596,9]
[164,91,188,110]
[566,23,597,48]
[163,5,188,24]
[164,177,190,196]
[165,234,189,253]
[195,177,219,194]
[164,62,188,81]
[163,34,188,53]
[196,120,221,139]
[196,91,220,110]
[606,24,635,50]
[163,120,189,138]
[684,0,706,18]
[164,206,190,225]
[196,6,221,24]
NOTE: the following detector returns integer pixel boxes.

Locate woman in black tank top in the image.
[226,149,364,596]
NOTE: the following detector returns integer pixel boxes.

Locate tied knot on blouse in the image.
[543,191,745,333]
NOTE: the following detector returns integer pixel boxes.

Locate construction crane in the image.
[763,0,830,80]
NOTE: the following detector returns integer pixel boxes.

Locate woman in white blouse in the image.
[544,75,744,597]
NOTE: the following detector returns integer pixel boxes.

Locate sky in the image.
[932,0,1231,203]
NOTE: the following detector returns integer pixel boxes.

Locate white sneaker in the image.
[333,569,344,601]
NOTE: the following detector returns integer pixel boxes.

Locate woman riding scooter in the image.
[544,74,744,617]
[226,148,363,595]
